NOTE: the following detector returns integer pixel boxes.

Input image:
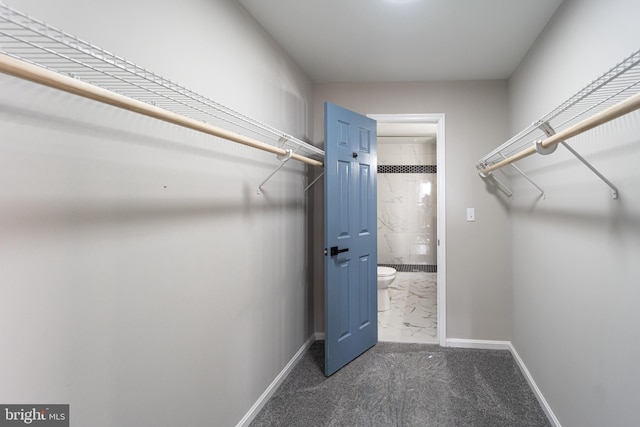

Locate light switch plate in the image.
[467,208,475,222]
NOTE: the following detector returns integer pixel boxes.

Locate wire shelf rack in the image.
[0,3,324,163]
[477,48,640,173]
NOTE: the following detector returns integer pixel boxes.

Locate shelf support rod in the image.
[490,174,514,198]
[538,122,619,200]
[499,153,545,198]
[476,164,513,198]
[304,172,324,193]
[560,141,619,199]
[257,148,294,195]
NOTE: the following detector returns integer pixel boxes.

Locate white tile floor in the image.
[378,272,438,344]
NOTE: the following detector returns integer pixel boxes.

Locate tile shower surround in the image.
[378,156,437,272]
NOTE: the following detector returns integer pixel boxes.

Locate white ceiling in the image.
[238,0,563,83]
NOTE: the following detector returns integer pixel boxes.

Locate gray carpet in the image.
[250,341,551,427]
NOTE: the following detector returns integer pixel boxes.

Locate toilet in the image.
[377,266,397,312]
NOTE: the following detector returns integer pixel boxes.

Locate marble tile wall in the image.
[378,140,436,165]
[378,140,437,266]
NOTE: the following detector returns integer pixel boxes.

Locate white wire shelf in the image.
[0,3,324,164]
[477,48,640,174]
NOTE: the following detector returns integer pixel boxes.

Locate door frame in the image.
[367,113,446,347]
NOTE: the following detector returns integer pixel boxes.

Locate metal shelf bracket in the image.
[476,163,514,198]
[257,148,294,195]
[561,141,619,199]
[539,122,619,199]
[304,172,324,193]
[501,153,545,198]
[535,122,559,155]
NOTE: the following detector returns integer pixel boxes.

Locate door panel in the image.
[359,164,371,234]
[337,160,351,237]
[324,102,377,376]
[358,255,371,329]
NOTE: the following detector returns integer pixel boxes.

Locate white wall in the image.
[508,1,640,426]
[0,1,314,426]
[311,81,512,340]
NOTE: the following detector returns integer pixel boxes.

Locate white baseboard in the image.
[445,338,511,350]
[446,338,560,426]
[314,332,325,341]
[235,334,315,427]
[508,343,561,427]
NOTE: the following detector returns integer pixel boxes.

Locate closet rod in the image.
[481,91,640,175]
[0,53,324,168]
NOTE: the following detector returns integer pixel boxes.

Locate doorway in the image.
[368,114,446,346]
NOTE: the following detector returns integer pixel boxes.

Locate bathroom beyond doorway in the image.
[371,113,445,345]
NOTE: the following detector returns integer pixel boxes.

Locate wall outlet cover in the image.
[466,208,475,222]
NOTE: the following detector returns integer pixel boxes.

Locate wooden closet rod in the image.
[481,91,640,175]
[0,53,323,167]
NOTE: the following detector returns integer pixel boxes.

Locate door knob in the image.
[330,246,349,256]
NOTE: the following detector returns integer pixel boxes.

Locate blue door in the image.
[324,102,377,376]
